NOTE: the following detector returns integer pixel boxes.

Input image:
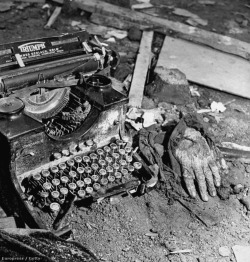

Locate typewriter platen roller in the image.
[0,31,150,229]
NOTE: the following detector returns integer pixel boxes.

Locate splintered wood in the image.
[157,36,250,99]
[128,31,153,108]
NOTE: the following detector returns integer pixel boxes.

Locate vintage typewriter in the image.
[0,31,151,230]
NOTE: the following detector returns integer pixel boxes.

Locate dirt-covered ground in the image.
[1,0,250,261]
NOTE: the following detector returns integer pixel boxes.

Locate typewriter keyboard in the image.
[23,140,142,214]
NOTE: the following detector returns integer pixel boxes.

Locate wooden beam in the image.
[129,31,153,108]
[74,0,250,60]
[0,217,16,229]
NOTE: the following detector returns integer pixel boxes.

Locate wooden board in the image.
[156,36,250,99]
[0,217,16,229]
[74,0,250,60]
[129,31,153,107]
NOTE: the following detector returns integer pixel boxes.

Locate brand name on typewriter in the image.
[18,42,46,53]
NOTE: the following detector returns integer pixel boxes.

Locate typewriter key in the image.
[119,149,125,159]
[33,173,41,181]
[93,183,101,191]
[77,167,85,180]
[76,180,85,188]
[78,189,86,198]
[61,176,69,185]
[85,166,92,176]
[59,163,67,171]
[91,163,99,175]
[51,166,59,176]
[43,182,52,191]
[90,153,98,162]
[115,172,122,179]
[52,179,60,190]
[104,146,111,156]
[74,156,82,166]
[51,191,60,199]
[67,159,75,169]
[116,139,123,150]
[84,177,92,185]
[128,165,135,173]
[110,143,118,153]
[97,149,104,159]
[53,153,62,160]
[41,170,50,182]
[100,178,108,186]
[112,153,120,163]
[126,155,133,164]
[91,175,99,182]
[50,202,60,214]
[86,187,93,194]
[60,187,68,200]
[69,183,77,192]
[83,156,91,165]
[86,139,94,147]
[133,162,142,171]
[121,169,130,180]
[69,171,77,181]
[105,156,113,166]
[98,159,106,169]
[108,175,115,182]
[99,169,107,178]
[62,149,70,157]
[125,146,132,155]
[119,160,127,169]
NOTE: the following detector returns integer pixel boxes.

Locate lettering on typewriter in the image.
[18,42,46,53]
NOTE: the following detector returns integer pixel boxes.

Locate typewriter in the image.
[0,31,150,230]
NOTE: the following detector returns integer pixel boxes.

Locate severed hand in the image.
[174,127,221,201]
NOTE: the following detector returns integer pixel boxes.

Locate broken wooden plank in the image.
[74,0,250,60]
[156,36,250,99]
[129,31,153,108]
[44,6,62,29]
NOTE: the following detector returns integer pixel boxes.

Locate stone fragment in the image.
[218,246,231,257]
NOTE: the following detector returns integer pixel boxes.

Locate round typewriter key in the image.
[83,156,91,165]
[53,152,62,160]
[51,166,59,174]
[91,163,99,171]
[108,175,115,182]
[62,149,70,157]
[100,178,108,186]
[43,182,52,191]
[116,139,123,148]
[61,176,69,185]
[85,166,92,176]
[74,156,82,164]
[110,143,118,153]
[126,155,133,163]
[67,159,74,168]
[104,146,111,155]
[119,159,127,169]
[90,153,98,162]
[128,165,135,173]
[51,191,60,199]
[86,139,94,147]
[125,146,132,155]
[97,149,104,159]
[86,187,93,194]
[69,171,77,179]
[113,163,120,172]
[91,175,99,182]
[50,202,60,214]
[52,178,60,187]
[121,169,130,180]
[119,149,125,158]
[112,153,120,163]
[59,163,67,170]
[98,159,106,168]
[93,183,101,191]
[99,169,106,178]
[76,180,85,188]
[133,162,142,171]
[69,182,77,191]
[77,167,85,174]
[33,173,41,181]
[41,169,50,178]
[105,156,113,166]
[84,177,92,186]
[115,172,122,179]
[106,166,113,175]
[78,189,86,198]
[60,187,68,196]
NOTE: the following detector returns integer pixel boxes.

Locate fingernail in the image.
[191,192,196,198]
[203,195,208,202]
[212,191,216,197]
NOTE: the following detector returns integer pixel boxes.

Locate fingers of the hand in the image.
[182,169,196,198]
[193,159,208,202]
[203,165,216,197]
[209,160,221,187]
